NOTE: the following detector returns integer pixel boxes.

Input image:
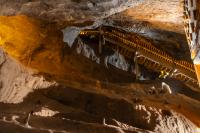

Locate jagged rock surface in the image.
[0,49,57,103]
[0,82,198,133]
[0,0,199,132]
[0,46,199,132]
[0,0,144,24]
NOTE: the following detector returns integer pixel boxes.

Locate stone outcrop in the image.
[0,0,200,132]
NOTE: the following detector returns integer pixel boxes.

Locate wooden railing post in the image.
[134,51,140,80]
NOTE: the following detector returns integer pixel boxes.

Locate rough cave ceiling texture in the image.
[0,0,144,24]
[0,0,200,132]
[109,0,184,33]
[0,0,191,60]
[0,0,183,29]
[0,0,184,33]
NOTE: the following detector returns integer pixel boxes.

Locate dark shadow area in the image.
[164,78,200,101]
[0,85,157,131]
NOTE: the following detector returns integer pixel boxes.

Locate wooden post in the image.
[134,51,140,80]
[99,27,102,54]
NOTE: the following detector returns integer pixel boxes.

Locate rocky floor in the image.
[0,83,198,133]
[0,46,200,132]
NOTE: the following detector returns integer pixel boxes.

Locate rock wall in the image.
[0,0,144,24]
[0,48,57,103]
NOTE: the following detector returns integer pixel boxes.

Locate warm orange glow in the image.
[194,64,200,86]
[0,15,200,127]
[0,15,64,75]
[0,15,45,59]
[191,51,196,60]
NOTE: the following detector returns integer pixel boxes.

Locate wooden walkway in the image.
[79,26,199,89]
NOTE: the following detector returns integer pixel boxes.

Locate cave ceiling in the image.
[0,0,190,60]
[1,0,190,61]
